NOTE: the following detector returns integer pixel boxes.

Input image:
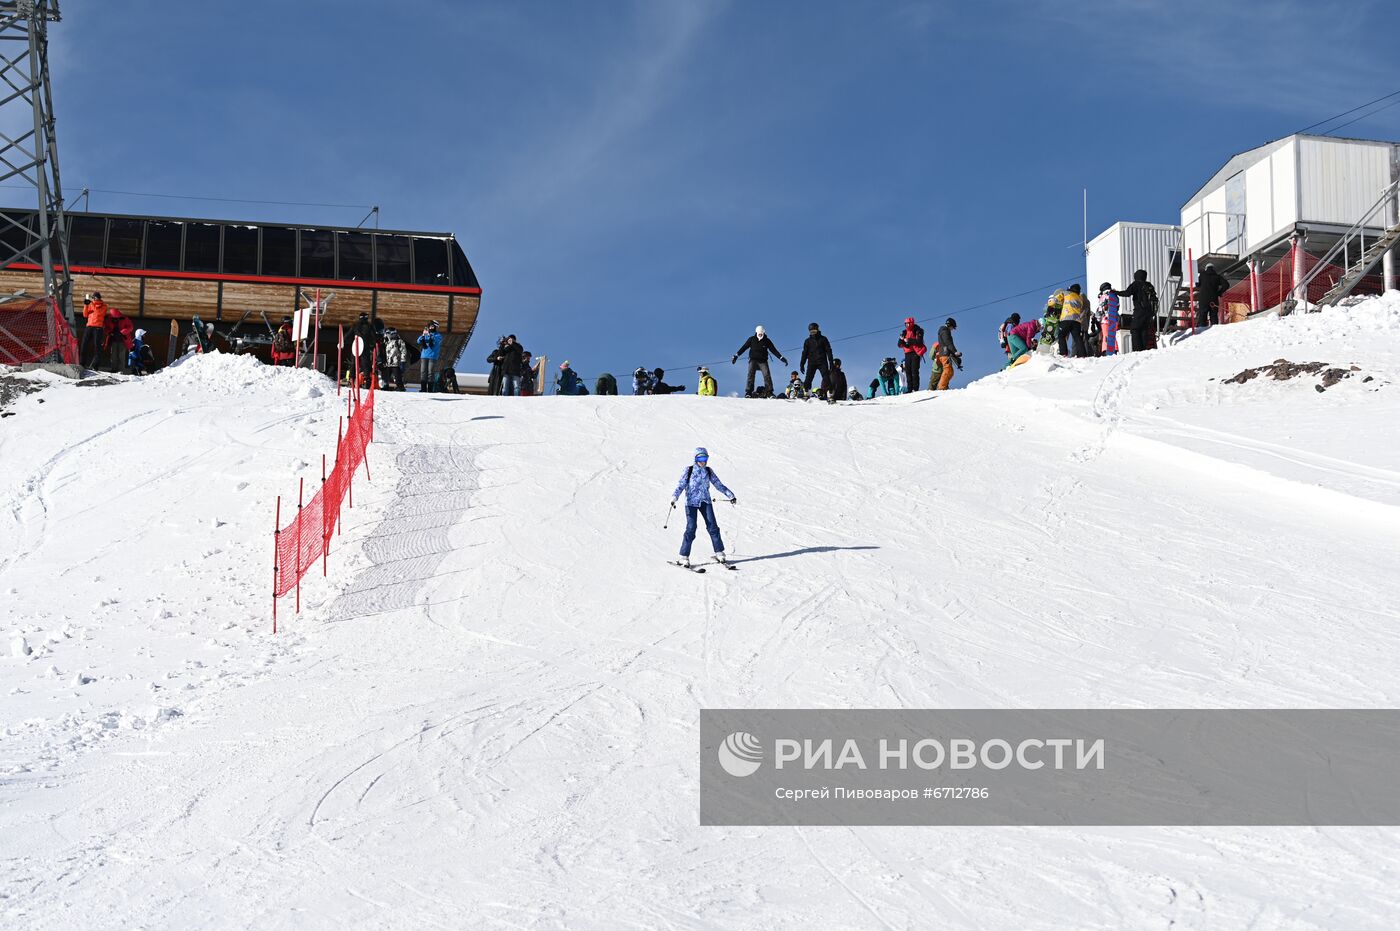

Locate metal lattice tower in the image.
[0,0,70,321]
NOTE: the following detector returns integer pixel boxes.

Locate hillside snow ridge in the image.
[3,296,1399,928]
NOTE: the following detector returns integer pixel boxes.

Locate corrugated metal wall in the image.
[1298,138,1392,225]
[1085,223,1180,305]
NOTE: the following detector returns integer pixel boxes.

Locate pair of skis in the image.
[668,558,737,574]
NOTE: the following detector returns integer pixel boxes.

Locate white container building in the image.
[1180,133,1400,263]
[1084,221,1181,301]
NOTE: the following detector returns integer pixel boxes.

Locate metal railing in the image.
[1291,177,1400,308]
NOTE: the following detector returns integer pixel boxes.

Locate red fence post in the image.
[1187,249,1196,336]
[322,453,329,576]
[337,324,344,396]
[272,495,281,634]
[295,477,304,616]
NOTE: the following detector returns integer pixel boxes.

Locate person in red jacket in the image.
[897,317,926,393]
[271,316,296,366]
[102,307,135,371]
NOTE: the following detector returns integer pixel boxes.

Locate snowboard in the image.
[166,319,179,365]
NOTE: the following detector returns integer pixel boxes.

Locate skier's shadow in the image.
[731,545,878,565]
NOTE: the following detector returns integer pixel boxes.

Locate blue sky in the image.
[35,0,1400,388]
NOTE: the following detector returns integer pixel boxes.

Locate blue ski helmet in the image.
[694,447,709,462]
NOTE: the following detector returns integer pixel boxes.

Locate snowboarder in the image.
[1007,319,1040,366]
[784,371,806,399]
[595,372,618,395]
[847,387,864,401]
[897,317,926,393]
[1096,283,1119,356]
[934,318,962,390]
[669,447,736,569]
[829,358,848,403]
[697,366,717,396]
[495,334,523,395]
[486,337,507,396]
[651,368,685,394]
[556,360,581,395]
[998,313,1021,358]
[732,325,787,398]
[127,328,155,375]
[383,327,408,389]
[1195,263,1227,328]
[271,316,296,367]
[633,367,655,395]
[417,321,443,392]
[1112,270,1156,353]
[1057,284,1089,358]
[877,357,900,396]
[800,322,833,396]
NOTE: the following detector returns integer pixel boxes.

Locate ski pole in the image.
[663,499,676,529]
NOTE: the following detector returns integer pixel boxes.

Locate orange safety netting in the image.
[272,374,376,623]
[1220,244,1386,322]
[0,296,79,365]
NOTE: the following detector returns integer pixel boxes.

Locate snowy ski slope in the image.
[3,296,1400,928]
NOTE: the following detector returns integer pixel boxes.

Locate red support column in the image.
[1187,249,1196,336]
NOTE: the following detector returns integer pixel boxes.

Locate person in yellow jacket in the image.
[697,366,717,396]
[1056,283,1089,357]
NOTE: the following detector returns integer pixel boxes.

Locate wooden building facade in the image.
[0,209,482,358]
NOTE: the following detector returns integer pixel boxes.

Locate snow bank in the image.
[3,298,1400,928]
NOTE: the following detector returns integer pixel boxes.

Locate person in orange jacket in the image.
[80,291,109,368]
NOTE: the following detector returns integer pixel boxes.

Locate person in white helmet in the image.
[731,325,787,398]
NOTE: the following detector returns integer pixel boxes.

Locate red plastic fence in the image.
[0,296,79,365]
[1220,244,1385,322]
[272,369,375,630]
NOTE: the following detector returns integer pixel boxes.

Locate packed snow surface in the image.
[3,296,1400,928]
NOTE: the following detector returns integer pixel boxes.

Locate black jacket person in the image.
[800,322,834,395]
[732,325,787,397]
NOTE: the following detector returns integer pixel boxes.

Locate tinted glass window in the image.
[224,225,258,275]
[0,210,36,258]
[450,241,479,288]
[261,227,296,276]
[68,216,106,265]
[106,218,143,267]
[413,238,448,285]
[300,229,334,279]
[184,223,220,272]
[375,234,411,283]
[145,220,183,270]
[337,231,372,281]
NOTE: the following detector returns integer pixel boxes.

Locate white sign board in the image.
[352,336,364,357]
[292,307,312,341]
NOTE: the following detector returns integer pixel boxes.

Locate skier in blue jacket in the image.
[670,447,737,568]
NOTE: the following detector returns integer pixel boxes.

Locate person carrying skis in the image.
[934,317,962,390]
[1056,284,1089,358]
[897,317,926,393]
[877,357,900,396]
[1096,283,1119,356]
[800,322,833,397]
[556,360,581,395]
[732,325,787,398]
[828,358,848,403]
[417,321,443,392]
[669,447,736,568]
[697,366,717,396]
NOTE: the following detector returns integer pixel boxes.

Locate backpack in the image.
[1142,281,1159,316]
[879,359,897,379]
[273,329,292,354]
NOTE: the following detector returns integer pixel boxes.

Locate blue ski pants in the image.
[680,502,725,558]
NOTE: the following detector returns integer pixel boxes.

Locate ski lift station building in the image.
[1179,133,1400,268]
[1084,221,1181,304]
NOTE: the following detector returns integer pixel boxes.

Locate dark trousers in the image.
[802,362,829,393]
[745,360,773,396]
[680,502,725,558]
[904,353,921,392]
[81,326,105,367]
[1058,319,1086,357]
[1196,299,1219,328]
[420,356,440,391]
[1130,324,1151,353]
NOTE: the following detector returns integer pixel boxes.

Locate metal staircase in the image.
[1281,177,1400,315]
